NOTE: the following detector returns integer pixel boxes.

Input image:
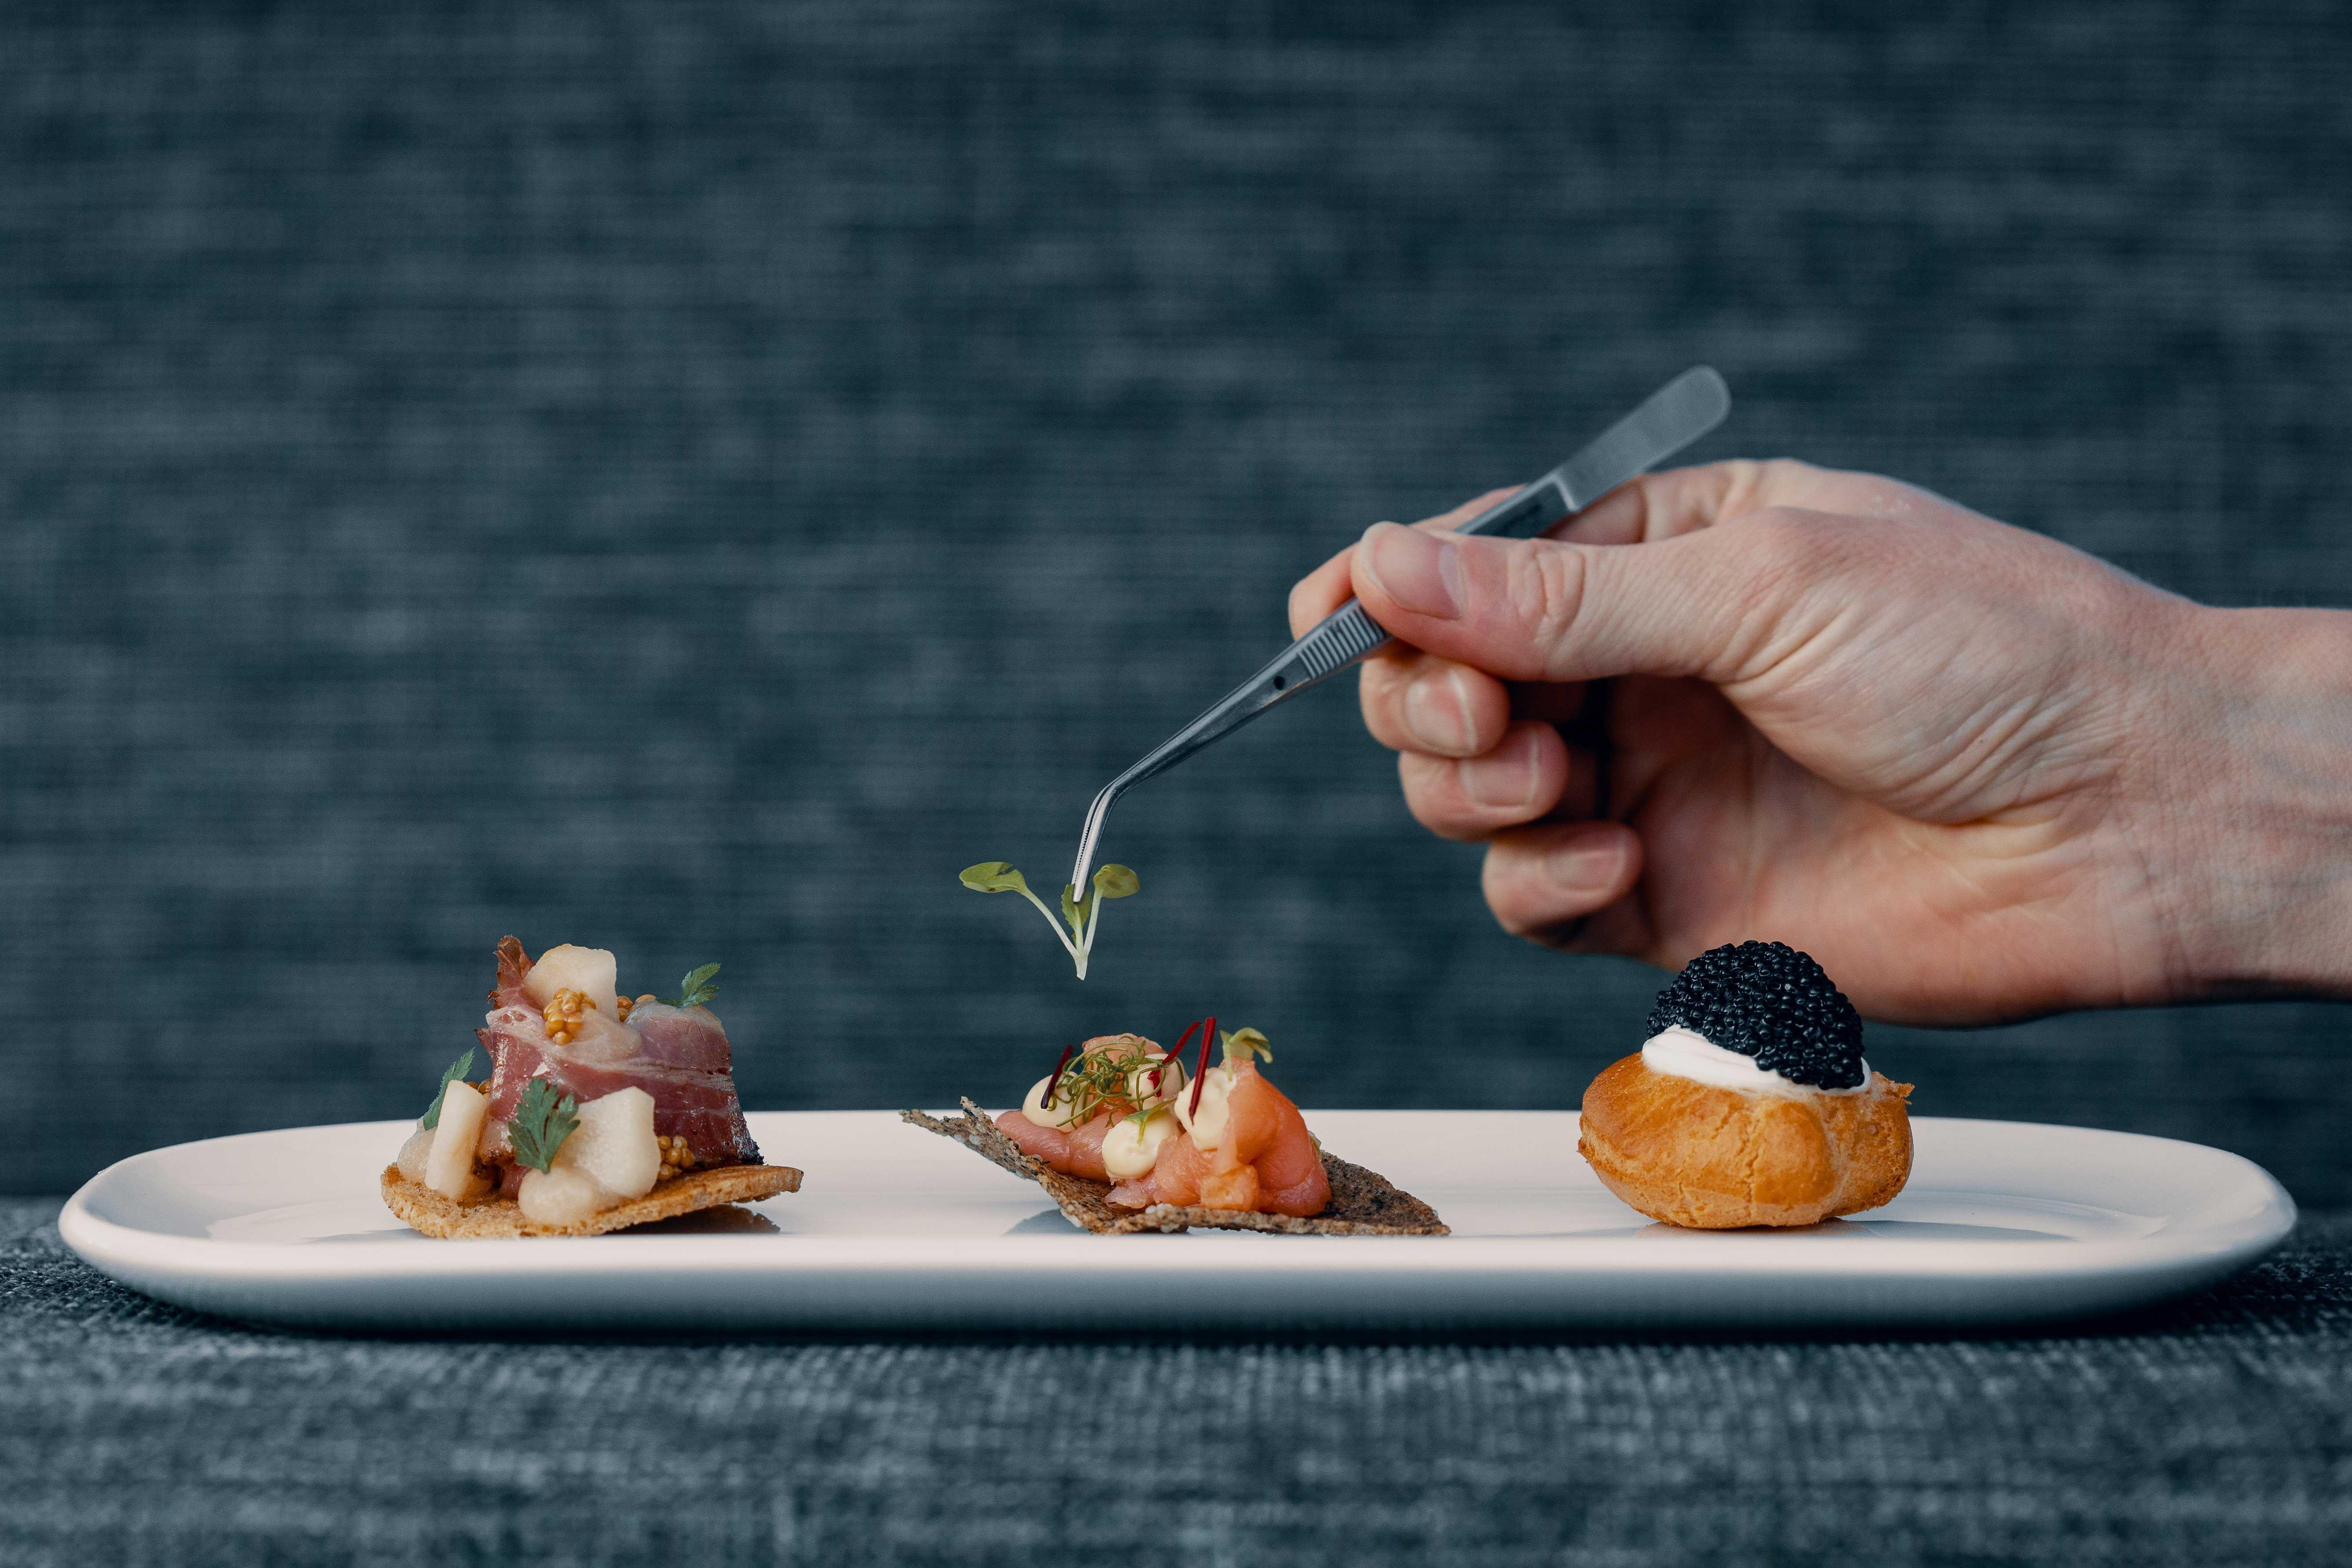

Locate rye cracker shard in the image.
[905,1024,1446,1237]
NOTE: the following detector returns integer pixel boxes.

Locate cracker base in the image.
[382,1162,802,1239]
[902,1098,1448,1236]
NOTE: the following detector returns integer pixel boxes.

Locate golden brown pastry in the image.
[1577,940,1914,1229]
[1578,1054,1912,1228]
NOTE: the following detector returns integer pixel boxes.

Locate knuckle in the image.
[1709,507,1890,675]
[1757,456,1822,492]
[1397,753,1484,841]
[1477,847,1536,935]
[1735,506,1866,584]
[1505,543,1591,671]
[1356,659,1412,745]
[1716,458,1819,522]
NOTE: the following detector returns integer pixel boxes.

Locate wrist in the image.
[2147,603,2352,999]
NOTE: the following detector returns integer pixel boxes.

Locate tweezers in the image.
[1068,365,1732,897]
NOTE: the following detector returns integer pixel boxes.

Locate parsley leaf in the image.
[507,1078,580,1173]
[419,1047,476,1130]
[658,963,721,1009]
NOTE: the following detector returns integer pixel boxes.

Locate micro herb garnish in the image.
[1036,1035,1174,1127]
[659,963,720,1009]
[507,1078,581,1174]
[959,861,1139,980]
[1220,1027,1272,1066]
[419,1047,476,1131]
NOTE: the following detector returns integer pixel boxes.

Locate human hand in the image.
[1289,460,2352,1023]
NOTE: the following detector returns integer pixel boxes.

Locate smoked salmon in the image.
[995,1033,1178,1183]
[996,1025,1330,1220]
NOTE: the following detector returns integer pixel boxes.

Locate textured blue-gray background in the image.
[7,0,2352,1201]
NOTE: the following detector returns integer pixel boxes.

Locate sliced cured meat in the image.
[489,936,532,1010]
[473,951,761,1170]
[625,1002,737,1074]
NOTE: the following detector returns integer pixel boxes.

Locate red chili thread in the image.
[1156,1021,1202,1095]
[1040,1042,1077,1112]
[1187,1014,1217,1116]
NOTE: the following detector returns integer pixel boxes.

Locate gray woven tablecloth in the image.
[4,1197,2346,1567]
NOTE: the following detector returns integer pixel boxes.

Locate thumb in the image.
[1349,514,1813,684]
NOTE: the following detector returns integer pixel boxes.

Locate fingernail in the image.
[1546,840,1620,892]
[1402,669,1474,753]
[1460,736,1538,808]
[1361,523,1463,619]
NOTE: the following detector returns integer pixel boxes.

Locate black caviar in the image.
[1644,940,1866,1090]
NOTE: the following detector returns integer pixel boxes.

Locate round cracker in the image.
[382,1162,801,1239]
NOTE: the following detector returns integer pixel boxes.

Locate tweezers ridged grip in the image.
[1288,601,1389,684]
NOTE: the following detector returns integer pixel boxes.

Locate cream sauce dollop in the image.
[1101,1111,1183,1179]
[1640,1026,1869,1097]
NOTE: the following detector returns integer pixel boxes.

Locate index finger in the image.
[1288,487,1520,636]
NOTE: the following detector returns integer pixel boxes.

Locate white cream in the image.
[1020,1075,1069,1128]
[1640,1027,1869,1097]
[1101,1112,1182,1179]
[1174,1063,1235,1150]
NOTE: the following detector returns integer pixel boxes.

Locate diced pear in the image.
[424,1081,490,1200]
[395,1123,435,1185]
[555,1087,659,1200]
[521,944,619,1016]
[518,1164,607,1228]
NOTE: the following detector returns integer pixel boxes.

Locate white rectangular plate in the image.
[60,1111,2293,1332]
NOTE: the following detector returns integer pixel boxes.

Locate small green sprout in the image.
[1220,1026,1273,1066]
[959,860,1141,979]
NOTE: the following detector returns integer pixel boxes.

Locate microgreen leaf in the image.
[419,1047,476,1130]
[660,963,720,1009]
[959,862,1030,895]
[1220,1027,1273,1065]
[957,858,1139,979]
[507,1079,581,1174]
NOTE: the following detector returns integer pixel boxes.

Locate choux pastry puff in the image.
[1578,941,1912,1229]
